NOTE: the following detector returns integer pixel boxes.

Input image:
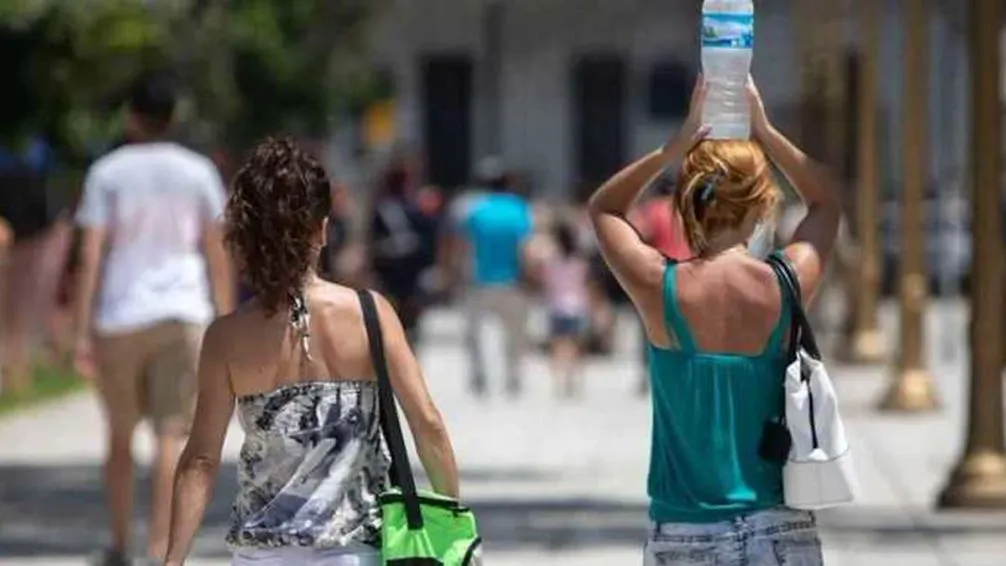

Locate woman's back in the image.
[215,282,389,550]
[218,283,376,395]
[167,137,459,566]
[646,254,790,523]
[672,254,784,354]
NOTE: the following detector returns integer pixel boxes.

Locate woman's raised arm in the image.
[587,79,709,306]
[747,78,842,303]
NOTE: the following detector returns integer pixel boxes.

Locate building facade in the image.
[369,0,972,203]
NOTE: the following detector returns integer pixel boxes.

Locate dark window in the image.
[572,53,627,199]
[421,54,473,190]
[648,60,695,119]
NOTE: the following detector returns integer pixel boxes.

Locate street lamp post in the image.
[793,0,823,154]
[937,0,1006,508]
[822,2,846,175]
[819,1,863,363]
[848,0,885,363]
[879,0,939,412]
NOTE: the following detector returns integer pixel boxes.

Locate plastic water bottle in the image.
[701,0,755,139]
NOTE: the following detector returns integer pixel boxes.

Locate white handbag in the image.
[768,254,858,510]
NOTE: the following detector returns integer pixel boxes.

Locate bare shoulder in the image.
[306,284,402,378]
[199,310,244,365]
[309,283,402,323]
[308,283,367,324]
[748,259,783,302]
[679,256,779,307]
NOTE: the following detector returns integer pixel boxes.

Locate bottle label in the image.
[702,12,754,49]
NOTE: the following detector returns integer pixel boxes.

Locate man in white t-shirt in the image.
[73,74,233,566]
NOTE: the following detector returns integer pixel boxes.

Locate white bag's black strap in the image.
[767,254,822,450]
[767,253,821,360]
[358,289,424,530]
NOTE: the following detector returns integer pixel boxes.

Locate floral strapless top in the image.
[227,381,390,550]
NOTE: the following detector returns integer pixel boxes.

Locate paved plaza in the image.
[0,300,1004,565]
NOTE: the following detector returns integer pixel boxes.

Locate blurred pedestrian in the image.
[632,176,693,262]
[569,207,615,358]
[457,158,533,398]
[0,216,10,254]
[164,137,460,566]
[437,178,489,301]
[319,180,352,283]
[368,160,434,344]
[0,214,8,388]
[588,77,833,565]
[73,73,234,566]
[543,217,590,398]
[0,136,72,393]
[414,184,451,304]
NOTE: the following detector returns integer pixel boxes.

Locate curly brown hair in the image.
[226,137,331,314]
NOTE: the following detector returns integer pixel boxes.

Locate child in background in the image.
[544,217,590,398]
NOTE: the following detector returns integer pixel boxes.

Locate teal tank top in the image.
[647,261,789,524]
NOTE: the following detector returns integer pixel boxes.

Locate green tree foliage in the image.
[1,0,170,163]
[209,0,381,147]
[0,0,381,162]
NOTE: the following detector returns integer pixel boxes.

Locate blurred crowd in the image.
[0,122,824,402]
[0,84,848,565]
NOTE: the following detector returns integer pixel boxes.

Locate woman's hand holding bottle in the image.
[746,76,771,140]
[663,75,711,159]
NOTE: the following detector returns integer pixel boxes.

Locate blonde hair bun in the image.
[673,140,779,253]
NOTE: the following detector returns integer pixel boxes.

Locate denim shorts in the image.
[231,545,380,566]
[644,507,822,565]
[550,313,587,338]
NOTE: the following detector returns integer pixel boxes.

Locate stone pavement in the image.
[0,300,1004,565]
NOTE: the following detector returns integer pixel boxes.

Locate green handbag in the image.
[359,290,483,566]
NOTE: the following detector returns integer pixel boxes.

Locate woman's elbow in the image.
[412,407,450,445]
[178,448,222,476]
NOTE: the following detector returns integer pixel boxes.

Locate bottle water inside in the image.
[701,0,754,140]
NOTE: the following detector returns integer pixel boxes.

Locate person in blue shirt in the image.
[459,158,534,397]
[588,77,839,564]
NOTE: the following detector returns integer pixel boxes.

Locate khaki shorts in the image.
[95,321,205,435]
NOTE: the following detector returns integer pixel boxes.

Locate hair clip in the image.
[693,173,721,219]
[699,180,716,203]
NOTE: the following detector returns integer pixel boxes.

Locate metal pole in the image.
[793,0,822,152]
[848,0,886,363]
[938,0,1006,508]
[878,0,939,412]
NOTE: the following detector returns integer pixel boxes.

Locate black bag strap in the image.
[767,253,822,449]
[767,253,821,361]
[358,289,424,530]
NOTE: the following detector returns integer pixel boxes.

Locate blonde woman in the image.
[588,77,840,564]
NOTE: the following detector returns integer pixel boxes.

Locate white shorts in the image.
[231,546,380,566]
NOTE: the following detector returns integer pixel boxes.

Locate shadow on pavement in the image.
[817,506,1006,542]
[0,463,643,559]
[4,463,1003,560]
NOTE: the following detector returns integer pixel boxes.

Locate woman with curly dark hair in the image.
[164,137,460,566]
